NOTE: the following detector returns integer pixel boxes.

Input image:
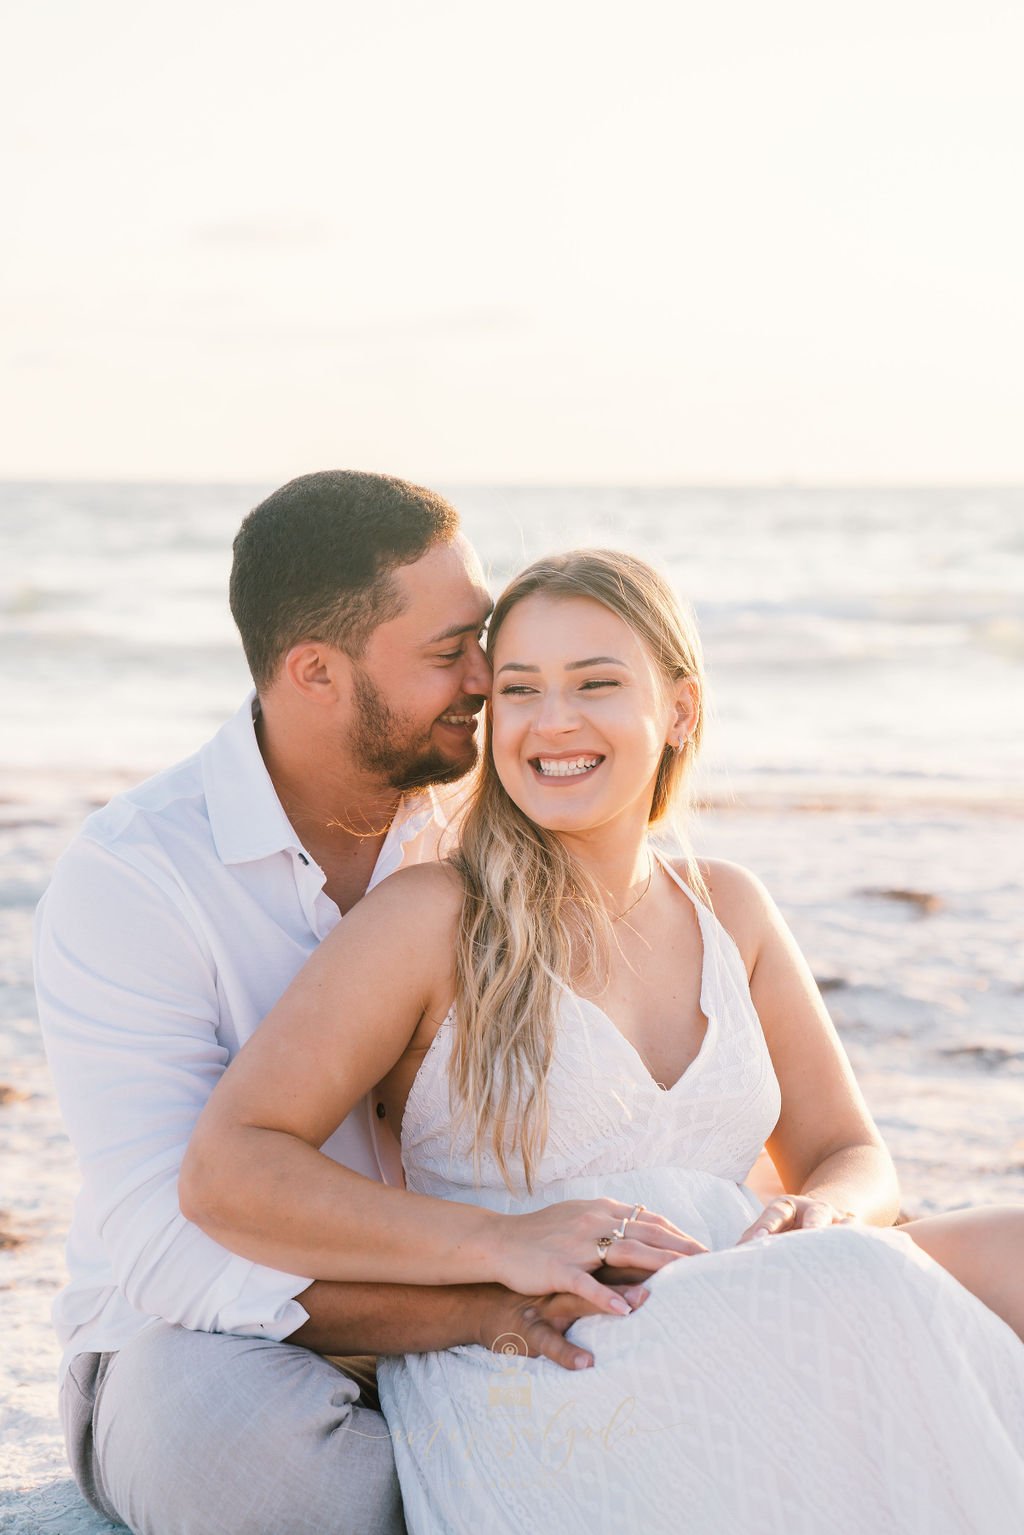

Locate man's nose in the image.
[463,640,492,700]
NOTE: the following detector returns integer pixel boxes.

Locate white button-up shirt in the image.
[34,694,457,1379]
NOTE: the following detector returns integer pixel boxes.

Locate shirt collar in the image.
[368,780,453,888]
[203,692,455,869]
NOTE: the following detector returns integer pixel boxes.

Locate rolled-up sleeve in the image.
[34,836,313,1338]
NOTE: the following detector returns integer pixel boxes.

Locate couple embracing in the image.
[35,471,1024,1534]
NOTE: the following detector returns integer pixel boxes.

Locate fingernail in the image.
[608,1295,632,1315]
[624,1286,650,1307]
[574,1355,592,1370]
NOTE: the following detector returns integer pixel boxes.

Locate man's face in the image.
[347,534,492,791]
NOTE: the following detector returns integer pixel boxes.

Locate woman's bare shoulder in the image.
[354,859,465,928]
[668,855,774,973]
[314,860,464,1021]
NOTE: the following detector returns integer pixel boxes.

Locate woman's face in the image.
[490,593,680,837]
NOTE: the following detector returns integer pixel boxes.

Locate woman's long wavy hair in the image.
[449,549,710,1193]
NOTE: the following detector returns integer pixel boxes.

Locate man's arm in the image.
[292,1277,651,1371]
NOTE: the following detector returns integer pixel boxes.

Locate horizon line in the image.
[2,475,1023,493]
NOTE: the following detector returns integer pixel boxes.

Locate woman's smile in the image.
[529,751,605,782]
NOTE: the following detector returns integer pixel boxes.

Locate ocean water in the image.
[2,482,1022,803]
[0,482,1022,1219]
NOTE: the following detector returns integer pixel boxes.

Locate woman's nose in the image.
[532,689,579,735]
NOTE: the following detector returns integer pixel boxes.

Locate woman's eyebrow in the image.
[496,656,627,676]
[565,656,627,671]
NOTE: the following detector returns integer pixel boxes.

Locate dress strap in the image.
[650,844,705,912]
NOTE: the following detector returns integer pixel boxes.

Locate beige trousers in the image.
[60,1322,405,1535]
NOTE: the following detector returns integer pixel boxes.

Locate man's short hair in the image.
[230,469,460,690]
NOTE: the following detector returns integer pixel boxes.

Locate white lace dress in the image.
[377,857,1024,1534]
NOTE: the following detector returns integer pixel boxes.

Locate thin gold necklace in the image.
[612,855,656,924]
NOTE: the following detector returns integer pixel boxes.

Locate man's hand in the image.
[474,1278,651,1372]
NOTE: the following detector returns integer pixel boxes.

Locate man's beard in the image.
[349,666,478,792]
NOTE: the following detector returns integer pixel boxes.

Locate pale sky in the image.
[3,1,1023,483]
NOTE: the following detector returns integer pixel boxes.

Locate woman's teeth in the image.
[534,756,602,777]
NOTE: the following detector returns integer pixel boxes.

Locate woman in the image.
[183,550,1024,1533]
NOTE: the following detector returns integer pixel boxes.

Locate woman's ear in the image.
[666,678,700,750]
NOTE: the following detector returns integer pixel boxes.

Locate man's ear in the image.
[666,677,700,748]
[280,642,347,706]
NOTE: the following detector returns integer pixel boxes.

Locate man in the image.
[34,471,650,1535]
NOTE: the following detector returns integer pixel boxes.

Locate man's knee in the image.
[94,1324,404,1535]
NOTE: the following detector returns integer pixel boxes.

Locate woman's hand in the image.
[490,1198,707,1314]
[734,1195,858,1245]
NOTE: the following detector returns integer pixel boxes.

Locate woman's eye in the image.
[499,679,619,696]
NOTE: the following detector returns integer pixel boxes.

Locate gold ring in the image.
[596,1234,615,1262]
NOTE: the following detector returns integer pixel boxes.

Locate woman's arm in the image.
[181,863,698,1310]
[181,863,498,1282]
[702,860,901,1232]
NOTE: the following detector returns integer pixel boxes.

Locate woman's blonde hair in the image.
[450,549,709,1192]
